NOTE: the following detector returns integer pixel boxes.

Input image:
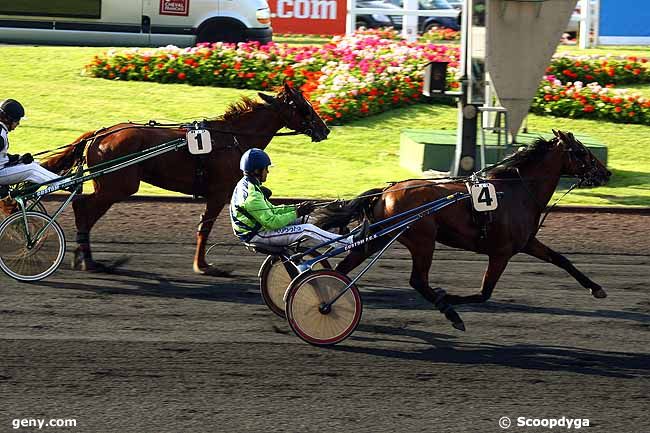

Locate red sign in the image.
[160,0,190,16]
[268,0,346,35]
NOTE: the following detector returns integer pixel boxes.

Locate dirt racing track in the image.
[1,199,648,433]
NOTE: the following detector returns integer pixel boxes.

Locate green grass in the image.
[1,44,649,206]
[557,45,650,58]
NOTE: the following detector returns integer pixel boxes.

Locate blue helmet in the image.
[240,148,271,173]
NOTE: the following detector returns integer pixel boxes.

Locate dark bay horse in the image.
[316,130,611,331]
[42,83,329,274]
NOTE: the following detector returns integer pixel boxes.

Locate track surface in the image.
[1,201,648,433]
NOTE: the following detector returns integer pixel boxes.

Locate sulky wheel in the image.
[285,269,362,346]
[0,199,47,224]
[260,250,331,318]
[0,211,65,281]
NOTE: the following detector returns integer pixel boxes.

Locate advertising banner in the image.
[268,0,346,35]
[160,0,190,16]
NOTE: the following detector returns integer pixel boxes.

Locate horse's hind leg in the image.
[71,176,138,271]
[523,237,606,299]
[193,193,228,275]
[443,255,509,305]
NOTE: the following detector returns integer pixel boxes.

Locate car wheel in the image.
[197,20,245,43]
[356,18,371,29]
[423,21,442,34]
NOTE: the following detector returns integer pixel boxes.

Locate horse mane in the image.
[215,96,265,122]
[486,137,557,178]
[214,87,289,122]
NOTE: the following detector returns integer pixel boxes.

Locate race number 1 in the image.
[470,182,498,212]
[187,129,212,155]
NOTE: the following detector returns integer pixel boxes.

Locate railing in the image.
[345,0,459,40]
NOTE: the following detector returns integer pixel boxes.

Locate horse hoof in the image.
[195,265,233,277]
[591,288,607,299]
[452,321,466,332]
[79,259,108,272]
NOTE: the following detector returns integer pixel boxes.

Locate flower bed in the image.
[531,76,650,126]
[85,34,460,124]
[546,54,650,85]
[85,33,650,126]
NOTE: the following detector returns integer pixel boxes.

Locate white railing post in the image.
[402,0,419,42]
[346,0,356,36]
[579,0,593,49]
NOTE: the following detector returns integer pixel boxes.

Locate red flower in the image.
[177,72,187,80]
[629,111,636,117]
[614,106,622,113]
[583,105,595,113]
[167,68,175,74]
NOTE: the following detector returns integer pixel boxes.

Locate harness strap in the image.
[235,205,263,242]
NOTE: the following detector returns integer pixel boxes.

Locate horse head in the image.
[553,130,611,187]
[258,82,330,142]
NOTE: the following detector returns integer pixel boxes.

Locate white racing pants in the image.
[0,162,60,189]
[248,217,352,248]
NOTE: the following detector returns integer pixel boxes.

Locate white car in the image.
[0,0,272,47]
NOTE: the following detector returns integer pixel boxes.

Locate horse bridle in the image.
[267,92,321,139]
[562,140,604,186]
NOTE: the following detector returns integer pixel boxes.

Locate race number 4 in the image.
[187,129,212,155]
[470,182,498,212]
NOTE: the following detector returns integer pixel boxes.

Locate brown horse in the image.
[316,130,611,331]
[42,83,329,274]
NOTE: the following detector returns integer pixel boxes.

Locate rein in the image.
[515,167,583,231]
[32,117,305,159]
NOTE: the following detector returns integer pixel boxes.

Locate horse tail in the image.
[315,187,384,232]
[41,131,95,175]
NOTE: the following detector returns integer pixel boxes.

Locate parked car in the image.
[384,0,460,33]
[446,0,463,10]
[356,0,404,30]
[0,0,272,47]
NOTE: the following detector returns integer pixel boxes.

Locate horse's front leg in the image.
[444,255,510,305]
[193,196,228,276]
[523,237,606,299]
[401,236,466,331]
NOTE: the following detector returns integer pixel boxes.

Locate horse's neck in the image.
[517,152,564,209]
[226,107,285,151]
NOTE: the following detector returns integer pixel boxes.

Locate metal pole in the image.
[452,0,477,176]
[402,0,419,42]
[579,0,592,49]
[346,0,356,36]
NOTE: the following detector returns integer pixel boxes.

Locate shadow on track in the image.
[336,324,650,379]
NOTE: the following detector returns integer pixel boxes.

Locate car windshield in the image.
[420,0,453,9]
